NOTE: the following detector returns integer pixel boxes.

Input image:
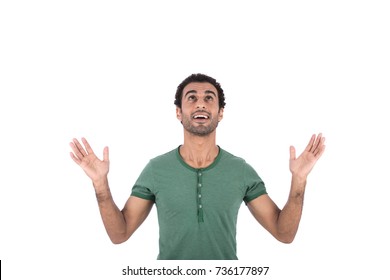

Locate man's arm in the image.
[93,178,154,244]
[247,178,306,244]
[248,134,325,243]
[70,138,153,244]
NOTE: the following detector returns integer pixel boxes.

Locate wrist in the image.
[290,175,307,198]
[93,178,112,203]
[291,173,307,184]
[92,176,109,193]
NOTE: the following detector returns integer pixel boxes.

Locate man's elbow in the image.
[275,233,296,244]
[278,237,294,244]
[109,233,131,244]
[111,238,126,245]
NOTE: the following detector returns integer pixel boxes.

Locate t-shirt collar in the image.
[176,145,222,172]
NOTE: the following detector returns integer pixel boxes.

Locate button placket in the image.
[197,170,204,222]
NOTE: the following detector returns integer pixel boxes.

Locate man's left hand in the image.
[289,133,326,179]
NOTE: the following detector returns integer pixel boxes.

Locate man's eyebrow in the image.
[184,90,217,97]
[184,90,197,97]
[205,90,216,97]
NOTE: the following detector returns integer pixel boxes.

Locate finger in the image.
[314,139,326,158]
[311,133,323,153]
[103,146,109,162]
[70,151,81,165]
[305,134,316,152]
[82,137,95,155]
[69,141,85,159]
[72,138,87,157]
[314,144,326,159]
[313,135,325,155]
[290,146,296,160]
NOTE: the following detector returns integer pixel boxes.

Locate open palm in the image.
[70,138,109,182]
[289,134,325,179]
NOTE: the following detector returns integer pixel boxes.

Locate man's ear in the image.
[218,108,224,122]
[176,107,182,121]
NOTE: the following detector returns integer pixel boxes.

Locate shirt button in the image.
[199,205,202,208]
[198,194,202,198]
[198,183,202,187]
[198,172,202,176]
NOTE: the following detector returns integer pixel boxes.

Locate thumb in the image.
[103,146,109,162]
[289,146,296,160]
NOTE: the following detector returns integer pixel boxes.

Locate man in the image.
[70,73,325,260]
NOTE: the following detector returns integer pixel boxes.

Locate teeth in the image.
[194,115,209,119]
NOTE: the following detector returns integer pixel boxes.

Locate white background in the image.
[1,0,389,279]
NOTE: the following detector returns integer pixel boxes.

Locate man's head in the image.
[174,73,226,110]
[175,74,225,137]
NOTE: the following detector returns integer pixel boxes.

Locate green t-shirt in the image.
[131,146,267,260]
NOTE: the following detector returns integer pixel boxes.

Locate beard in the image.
[181,114,219,137]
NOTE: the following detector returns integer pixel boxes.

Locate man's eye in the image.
[188,95,196,101]
[205,96,214,101]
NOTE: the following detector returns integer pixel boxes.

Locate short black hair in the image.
[174,73,226,109]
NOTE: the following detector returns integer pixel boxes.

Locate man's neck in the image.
[180,132,219,169]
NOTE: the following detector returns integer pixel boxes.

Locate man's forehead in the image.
[183,82,218,94]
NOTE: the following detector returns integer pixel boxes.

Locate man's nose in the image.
[196,99,206,109]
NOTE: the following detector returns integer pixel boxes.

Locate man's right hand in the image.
[70,138,110,189]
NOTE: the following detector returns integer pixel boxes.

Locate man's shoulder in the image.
[219,147,247,165]
[149,147,178,164]
[219,148,263,181]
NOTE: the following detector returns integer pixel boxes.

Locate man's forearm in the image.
[277,175,307,243]
[93,178,128,244]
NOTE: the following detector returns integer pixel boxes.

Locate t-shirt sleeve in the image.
[131,161,156,201]
[243,162,267,204]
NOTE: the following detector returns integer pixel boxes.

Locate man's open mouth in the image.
[193,114,209,120]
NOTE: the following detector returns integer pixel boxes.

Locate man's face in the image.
[176,82,224,137]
